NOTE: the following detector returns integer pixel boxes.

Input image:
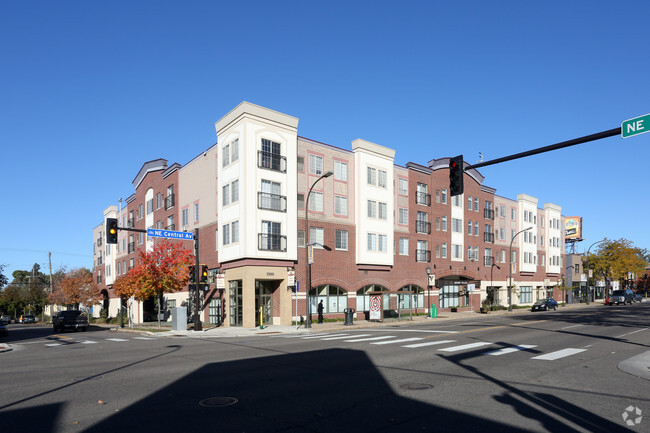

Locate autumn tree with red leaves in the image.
[114,239,194,324]
[49,268,101,309]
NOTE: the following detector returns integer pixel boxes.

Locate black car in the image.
[0,314,10,324]
[18,314,36,323]
[531,299,558,311]
[0,323,7,337]
[607,289,635,305]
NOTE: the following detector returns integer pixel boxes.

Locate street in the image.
[1,303,648,432]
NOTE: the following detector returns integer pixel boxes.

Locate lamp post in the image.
[585,239,606,305]
[490,262,500,308]
[304,170,333,329]
[426,266,431,318]
[508,226,533,312]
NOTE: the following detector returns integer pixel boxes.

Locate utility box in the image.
[171,307,187,331]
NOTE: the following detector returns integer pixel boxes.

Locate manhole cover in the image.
[199,397,238,407]
[400,383,433,390]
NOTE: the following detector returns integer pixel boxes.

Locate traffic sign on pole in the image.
[146,228,194,240]
[622,113,650,138]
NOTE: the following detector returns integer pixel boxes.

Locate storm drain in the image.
[399,383,433,391]
[199,397,238,407]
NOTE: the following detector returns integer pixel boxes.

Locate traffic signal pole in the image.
[194,228,202,331]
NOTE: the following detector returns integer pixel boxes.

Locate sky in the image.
[1,0,649,280]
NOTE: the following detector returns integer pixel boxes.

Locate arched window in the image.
[356,284,389,311]
[398,285,424,309]
[309,285,348,313]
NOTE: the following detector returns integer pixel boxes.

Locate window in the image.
[474,197,479,211]
[297,193,304,210]
[520,286,532,303]
[378,234,387,252]
[398,208,408,225]
[260,220,279,250]
[298,230,305,247]
[416,183,429,205]
[452,218,463,233]
[334,196,348,216]
[223,224,231,245]
[309,154,323,175]
[501,250,506,263]
[231,221,239,243]
[399,238,409,255]
[474,222,479,236]
[474,246,479,262]
[436,217,440,231]
[138,204,143,220]
[500,205,506,218]
[335,230,348,250]
[416,240,428,262]
[442,242,447,258]
[436,245,441,258]
[452,194,462,207]
[367,167,376,185]
[222,143,230,166]
[231,179,239,203]
[511,208,516,220]
[147,199,153,215]
[367,200,377,218]
[334,160,347,181]
[468,246,473,260]
[297,156,305,172]
[310,227,324,247]
[378,202,387,220]
[261,139,283,171]
[156,193,161,210]
[441,189,447,204]
[309,191,324,212]
[367,233,377,251]
[442,215,447,231]
[452,244,462,259]
[231,138,239,162]
[378,170,387,188]
[223,184,230,206]
[182,208,189,227]
[500,228,506,241]
[468,220,473,235]
[468,196,473,210]
[436,190,441,203]
[398,178,408,195]
[194,203,199,222]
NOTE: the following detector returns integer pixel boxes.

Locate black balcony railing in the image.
[165,194,175,210]
[165,224,175,231]
[484,209,495,220]
[128,242,135,254]
[416,192,431,206]
[257,192,287,212]
[416,249,431,263]
[127,218,134,228]
[258,233,287,252]
[257,151,287,173]
[484,232,494,243]
[416,220,431,234]
[484,256,495,266]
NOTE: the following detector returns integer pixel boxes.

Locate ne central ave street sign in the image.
[621,113,650,138]
[146,228,194,240]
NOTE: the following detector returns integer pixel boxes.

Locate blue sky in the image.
[1,0,649,279]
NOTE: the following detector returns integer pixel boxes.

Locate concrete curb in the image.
[618,350,650,380]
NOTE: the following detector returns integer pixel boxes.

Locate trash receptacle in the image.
[344,308,356,325]
[430,304,437,318]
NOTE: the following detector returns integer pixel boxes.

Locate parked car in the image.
[18,314,36,323]
[52,310,88,332]
[0,314,10,324]
[633,293,643,303]
[531,299,558,311]
[0,323,7,337]
[607,289,635,305]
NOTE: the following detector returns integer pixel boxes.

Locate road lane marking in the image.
[105,338,129,342]
[484,345,537,356]
[301,334,347,339]
[402,340,457,348]
[615,328,648,339]
[80,340,97,344]
[439,342,492,352]
[132,337,154,340]
[371,337,423,345]
[344,336,396,342]
[531,348,586,360]
[365,329,458,334]
[561,324,583,330]
[320,334,371,340]
[45,343,63,347]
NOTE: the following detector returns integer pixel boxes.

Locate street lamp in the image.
[585,239,606,305]
[304,170,333,329]
[426,266,431,318]
[490,262,500,308]
[508,226,533,312]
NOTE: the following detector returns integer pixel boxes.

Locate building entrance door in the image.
[229,280,242,327]
[255,280,273,326]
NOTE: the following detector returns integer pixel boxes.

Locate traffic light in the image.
[189,265,196,283]
[106,218,118,244]
[449,155,464,196]
[201,265,209,283]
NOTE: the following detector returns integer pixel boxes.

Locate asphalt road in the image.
[1,303,648,433]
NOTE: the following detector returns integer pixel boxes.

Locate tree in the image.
[114,240,194,325]
[584,238,647,292]
[49,268,101,310]
[0,264,8,289]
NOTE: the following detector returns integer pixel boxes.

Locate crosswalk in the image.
[276,332,589,362]
[44,336,155,347]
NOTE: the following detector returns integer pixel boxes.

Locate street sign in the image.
[287,269,295,286]
[622,113,650,138]
[146,228,194,240]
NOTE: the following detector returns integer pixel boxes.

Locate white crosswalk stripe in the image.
[483,345,537,356]
[402,339,457,348]
[80,340,98,344]
[302,334,351,339]
[105,338,129,342]
[343,335,396,342]
[531,348,586,360]
[438,342,492,352]
[320,334,371,340]
[371,337,423,345]
[132,337,154,340]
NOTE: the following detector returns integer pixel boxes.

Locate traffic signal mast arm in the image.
[464,127,620,171]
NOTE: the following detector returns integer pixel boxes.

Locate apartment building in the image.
[93,101,566,327]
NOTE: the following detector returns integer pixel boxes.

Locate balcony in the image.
[257,192,287,212]
[258,233,287,252]
[165,194,175,210]
[128,242,135,254]
[415,192,431,206]
[484,232,494,243]
[166,224,176,231]
[416,249,431,263]
[484,209,495,220]
[127,218,134,229]
[257,150,287,173]
[484,256,495,266]
[416,220,431,234]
